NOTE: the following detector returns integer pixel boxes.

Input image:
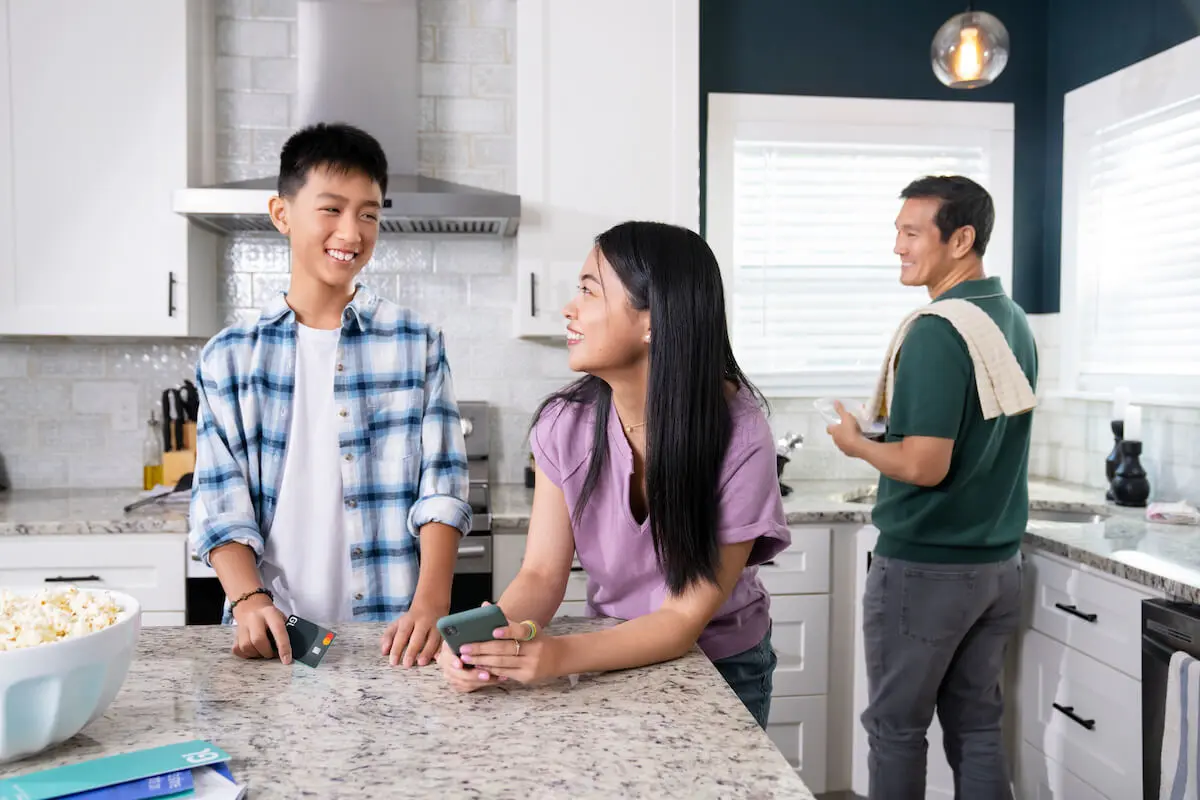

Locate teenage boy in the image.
[189,123,471,669]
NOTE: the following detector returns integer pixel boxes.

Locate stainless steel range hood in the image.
[173,0,520,237]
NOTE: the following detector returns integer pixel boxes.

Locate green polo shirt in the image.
[871,276,1038,564]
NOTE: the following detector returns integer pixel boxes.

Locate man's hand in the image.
[230,593,292,665]
[827,401,866,458]
[381,597,449,667]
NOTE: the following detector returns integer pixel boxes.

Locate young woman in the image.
[435,221,789,727]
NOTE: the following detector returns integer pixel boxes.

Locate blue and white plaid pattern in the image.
[188,283,471,621]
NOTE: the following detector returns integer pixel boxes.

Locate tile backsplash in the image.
[0,0,572,491]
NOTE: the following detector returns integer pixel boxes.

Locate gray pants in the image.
[861,552,1022,800]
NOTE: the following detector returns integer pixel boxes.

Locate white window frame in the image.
[1060,35,1200,399]
[706,93,1015,398]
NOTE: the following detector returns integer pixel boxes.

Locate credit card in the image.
[284,614,335,668]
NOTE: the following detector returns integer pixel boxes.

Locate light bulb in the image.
[931,9,1010,89]
[954,27,983,82]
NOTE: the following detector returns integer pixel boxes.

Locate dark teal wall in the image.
[1042,0,1200,312]
[701,0,1200,313]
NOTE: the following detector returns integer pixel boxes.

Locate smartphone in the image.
[436,604,509,656]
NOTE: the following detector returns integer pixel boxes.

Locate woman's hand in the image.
[436,639,505,693]
[458,620,564,685]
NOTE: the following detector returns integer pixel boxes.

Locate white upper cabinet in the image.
[513,0,700,338]
[0,0,219,337]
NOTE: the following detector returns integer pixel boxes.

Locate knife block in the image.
[162,422,197,485]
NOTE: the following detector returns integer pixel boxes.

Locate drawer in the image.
[769,593,829,696]
[563,567,588,602]
[1019,628,1140,800]
[0,534,186,612]
[759,526,830,595]
[555,600,587,618]
[767,694,827,795]
[1018,740,1107,800]
[1026,550,1153,678]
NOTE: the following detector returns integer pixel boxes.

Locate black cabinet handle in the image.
[167,271,177,317]
[1052,703,1096,730]
[570,565,585,573]
[45,575,101,583]
[1055,602,1098,623]
[530,272,537,317]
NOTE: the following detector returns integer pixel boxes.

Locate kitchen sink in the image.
[1027,507,1109,525]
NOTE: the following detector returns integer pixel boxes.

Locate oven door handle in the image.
[457,544,488,558]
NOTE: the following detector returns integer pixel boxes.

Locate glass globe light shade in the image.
[931,10,1010,89]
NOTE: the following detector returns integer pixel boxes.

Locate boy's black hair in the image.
[277,122,389,198]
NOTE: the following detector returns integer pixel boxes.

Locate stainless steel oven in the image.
[1142,598,1200,798]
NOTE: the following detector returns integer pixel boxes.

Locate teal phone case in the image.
[436,604,509,655]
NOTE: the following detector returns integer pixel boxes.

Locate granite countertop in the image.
[0,619,813,800]
[6,479,1200,602]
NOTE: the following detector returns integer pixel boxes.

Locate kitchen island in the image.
[0,619,814,799]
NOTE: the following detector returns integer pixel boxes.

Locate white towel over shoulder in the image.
[861,298,1036,427]
[1161,651,1200,800]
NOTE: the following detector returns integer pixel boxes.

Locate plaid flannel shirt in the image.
[188,283,471,621]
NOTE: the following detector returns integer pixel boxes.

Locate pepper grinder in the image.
[775,432,804,497]
[1110,439,1151,507]
[1104,419,1123,501]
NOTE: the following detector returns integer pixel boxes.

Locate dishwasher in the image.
[1143,598,1200,798]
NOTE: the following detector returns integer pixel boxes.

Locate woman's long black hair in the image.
[532,221,765,594]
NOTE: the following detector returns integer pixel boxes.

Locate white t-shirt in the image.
[261,323,353,626]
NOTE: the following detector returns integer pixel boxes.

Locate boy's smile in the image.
[268,166,382,292]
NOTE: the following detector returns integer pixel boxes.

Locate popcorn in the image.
[0,586,125,652]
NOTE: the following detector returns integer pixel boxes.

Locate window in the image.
[1061,35,1200,396]
[706,95,1014,397]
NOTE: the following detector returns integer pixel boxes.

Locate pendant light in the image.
[931,4,1010,89]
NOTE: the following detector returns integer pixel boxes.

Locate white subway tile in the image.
[436,98,506,134]
[7,455,71,490]
[68,445,141,490]
[436,239,505,275]
[217,130,253,162]
[470,0,515,27]
[252,273,291,306]
[38,419,107,450]
[252,128,291,165]
[0,379,70,418]
[420,0,471,26]
[471,135,513,168]
[0,343,29,379]
[215,56,252,90]
[252,57,297,93]
[419,97,437,133]
[217,19,290,58]
[470,64,513,97]
[217,161,275,183]
[420,25,436,61]
[32,346,106,379]
[71,381,140,432]
[217,91,290,129]
[104,343,203,383]
[436,26,507,63]
[217,0,254,18]
[252,0,296,19]
[224,235,291,273]
[421,63,472,97]
[419,134,472,168]
[364,240,434,274]
[224,273,253,309]
[434,167,506,192]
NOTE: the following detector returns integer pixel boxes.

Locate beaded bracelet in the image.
[229,587,273,611]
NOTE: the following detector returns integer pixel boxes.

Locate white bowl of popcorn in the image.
[0,585,141,764]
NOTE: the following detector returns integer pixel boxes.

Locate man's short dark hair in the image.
[899,175,994,257]
[277,122,389,199]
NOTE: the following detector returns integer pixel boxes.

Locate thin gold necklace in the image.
[624,421,646,434]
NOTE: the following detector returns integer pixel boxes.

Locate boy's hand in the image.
[381,598,448,667]
[231,593,293,665]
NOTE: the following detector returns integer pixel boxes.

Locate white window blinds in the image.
[1073,95,1200,384]
[706,94,1015,399]
[731,140,989,396]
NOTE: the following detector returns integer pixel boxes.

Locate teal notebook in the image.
[0,741,230,800]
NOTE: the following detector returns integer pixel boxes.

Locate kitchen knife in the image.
[170,388,185,451]
[160,389,173,452]
[180,380,199,421]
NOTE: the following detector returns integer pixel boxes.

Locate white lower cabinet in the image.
[0,533,187,626]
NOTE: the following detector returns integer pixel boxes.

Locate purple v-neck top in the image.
[529,388,791,660]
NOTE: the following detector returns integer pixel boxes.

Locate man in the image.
[827,175,1037,799]
[189,123,470,669]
